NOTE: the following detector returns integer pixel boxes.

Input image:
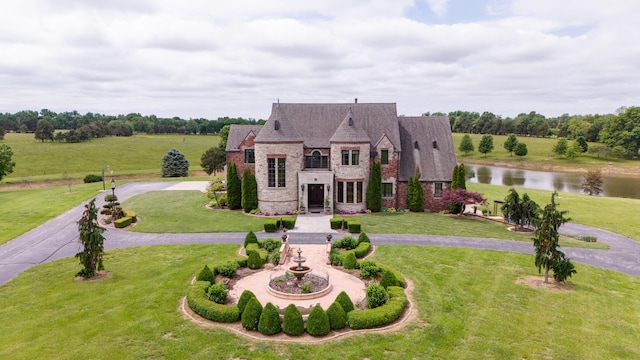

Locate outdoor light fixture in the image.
[327,185,331,192]
[301,184,304,192]
[110,178,116,198]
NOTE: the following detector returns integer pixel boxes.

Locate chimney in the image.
[354,98,358,104]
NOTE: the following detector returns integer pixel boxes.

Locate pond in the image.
[465,164,640,200]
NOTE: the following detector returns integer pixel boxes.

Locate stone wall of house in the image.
[396,181,450,212]
[255,142,303,214]
[331,142,370,213]
[373,135,399,210]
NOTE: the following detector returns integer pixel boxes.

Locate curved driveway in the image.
[1,182,639,286]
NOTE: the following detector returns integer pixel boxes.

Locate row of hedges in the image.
[330,217,361,233]
[186,281,240,323]
[113,209,137,228]
[264,217,296,232]
[347,286,407,329]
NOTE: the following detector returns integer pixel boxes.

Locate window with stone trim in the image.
[341,149,360,166]
[305,150,328,168]
[337,180,364,203]
[267,157,286,188]
[382,182,393,197]
[434,182,443,198]
[341,150,349,165]
[381,149,389,164]
[337,181,344,203]
[244,149,255,163]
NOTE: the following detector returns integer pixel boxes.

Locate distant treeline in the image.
[429,106,640,157]
[0,109,264,142]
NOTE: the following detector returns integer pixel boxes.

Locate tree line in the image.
[435,106,640,158]
[0,109,264,143]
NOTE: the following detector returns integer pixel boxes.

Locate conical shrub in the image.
[258,302,282,335]
[237,290,257,315]
[283,304,304,336]
[241,298,262,331]
[334,291,354,313]
[195,265,214,284]
[306,305,330,337]
[326,301,347,330]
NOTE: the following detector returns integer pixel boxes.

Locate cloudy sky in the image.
[1,0,639,120]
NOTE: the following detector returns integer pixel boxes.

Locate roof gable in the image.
[226,125,262,152]
[254,103,304,143]
[329,108,370,143]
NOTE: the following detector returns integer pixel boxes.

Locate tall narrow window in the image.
[434,182,443,198]
[337,182,344,203]
[277,158,286,187]
[244,149,255,163]
[381,149,389,164]
[357,181,363,203]
[342,150,349,165]
[351,150,359,165]
[382,183,393,197]
[346,182,354,203]
[267,158,275,187]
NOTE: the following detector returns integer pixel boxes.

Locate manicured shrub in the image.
[343,251,357,270]
[329,248,342,266]
[264,220,278,232]
[359,260,381,279]
[247,251,264,269]
[246,244,268,264]
[380,269,398,289]
[226,163,242,210]
[335,291,354,314]
[271,251,281,265]
[358,232,370,244]
[241,298,262,331]
[207,282,228,304]
[377,264,406,288]
[123,209,137,222]
[366,283,389,309]
[241,168,258,213]
[281,217,296,229]
[326,301,347,330]
[354,242,371,258]
[114,216,133,228]
[306,305,330,337]
[83,174,102,183]
[216,261,239,277]
[333,236,357,250]
[237,290,257,315]
[283,304,304,336]
[330,218,342,229]
[244,231,258,249]
[260,238,281,252]
[245,243,260,254]
[104,194,118,202]
[196,265,214,283]
[186,281,239,323]
[347,286,407,329]
[258,302,282,335]
[348,221,361,233]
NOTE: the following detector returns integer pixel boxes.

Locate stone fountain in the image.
[288,247,312,280]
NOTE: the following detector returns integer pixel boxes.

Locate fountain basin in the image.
[266,273,333,300]
[288,265,312,280]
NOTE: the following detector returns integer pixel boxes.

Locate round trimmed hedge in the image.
[366,284,388,309]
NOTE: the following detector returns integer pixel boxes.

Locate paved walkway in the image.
[287,214,336,233]
[2,181,640,287]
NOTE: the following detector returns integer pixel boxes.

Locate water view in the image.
[465,164,640,200]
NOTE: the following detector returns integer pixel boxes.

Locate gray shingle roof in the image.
[398,116,456,182]
[329,108,371,143]
[255,103,400,149]
[226,125,262,152]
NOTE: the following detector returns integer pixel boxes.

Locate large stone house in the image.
[225,101,457,214]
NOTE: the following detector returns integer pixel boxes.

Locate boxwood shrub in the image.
[342,251,357,270]
[244,231,258,248]
[215,261,239,277]
[83,174,102,183]
[196,265,215,283]
[335,291,354,313]
[358,260,381,279]
[114,216,133,228]
[326,301,347,330]
[278,217,296,230]
[347,286,407,330]
[353,242,371,258]
[377,264,406,288]
[207,282,228,304]
[241,297,263,331]
[247,251,264,269]
[237,290,257,315]
[258,302,282,335]
[330,218,343,229]
[366,283,388,309]
[380,269,398,289]
[123,209,137,222]
[357,232,370,244]
[283,304,304,336]
[264,220,278,232]
[306,305,330,337]
[259,238,282,252]
[348,221,361,233]
[186,281,239,323]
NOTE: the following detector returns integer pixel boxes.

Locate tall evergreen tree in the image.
[407,169,423,212]
[366,161,382,212]
[226,163,242,210]
[161,148,189,177]
[241,168,258,212]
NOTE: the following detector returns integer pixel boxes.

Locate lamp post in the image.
[102,165,111,191]
[110,178,116,198]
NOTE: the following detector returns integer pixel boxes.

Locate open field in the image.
[0,244,638,359]
[451,133,640,174]
[0,133,219,183]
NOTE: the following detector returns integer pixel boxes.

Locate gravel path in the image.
[1,182,639,286]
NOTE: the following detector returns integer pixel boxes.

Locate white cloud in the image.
[426,0,449,18]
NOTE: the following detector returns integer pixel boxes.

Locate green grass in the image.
[1,132,219,183]
[0,183,104,245]
[469,182,640,242]
[123,191,267,233]
[452,133,637,171]
[0,245,638,359]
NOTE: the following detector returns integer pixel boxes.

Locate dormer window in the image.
[274,120,280,131]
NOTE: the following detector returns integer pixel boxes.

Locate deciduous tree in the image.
[441,188,485,215]
[200,147,226,175]
[581,170,603,196]
[478,134,494,157]
[34,119,54,142]
[0,144,15,181]
[458,134,474,155]
[553,138,568,157]
[514,142,528,157]
[503,134,519,156]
